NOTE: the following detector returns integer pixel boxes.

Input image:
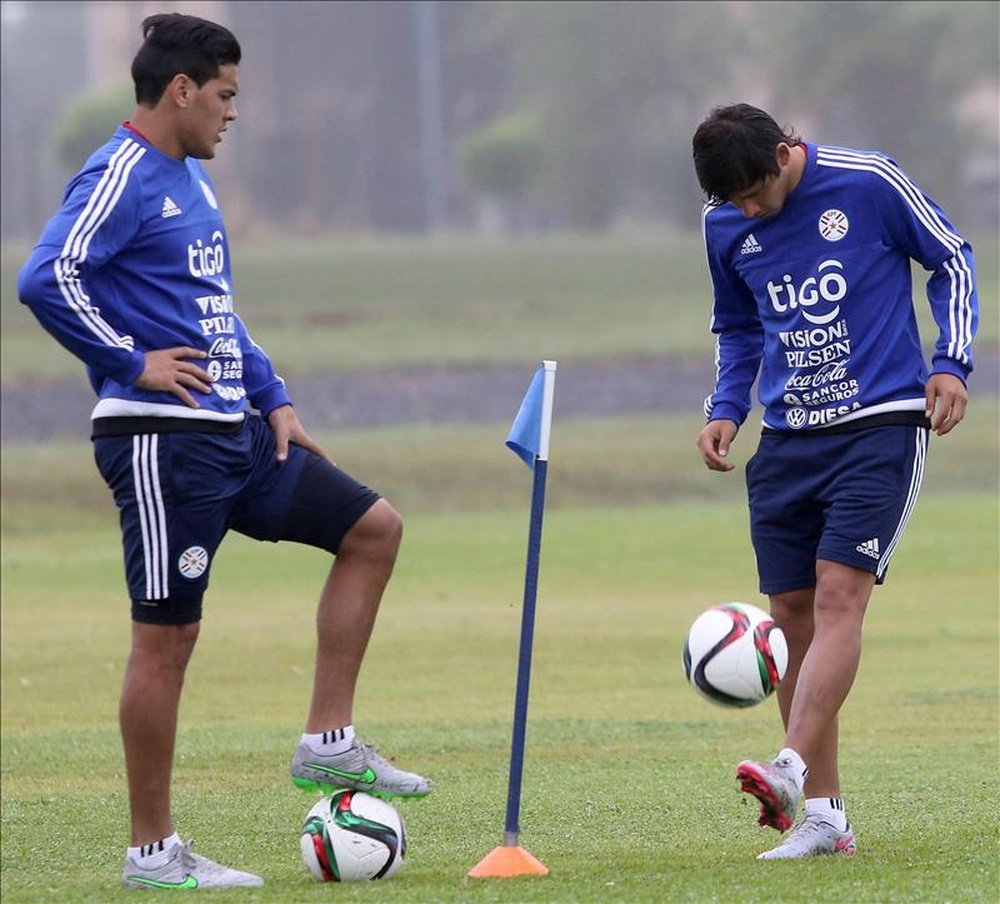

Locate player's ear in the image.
[166,74,194,109]
[775,142,792,168]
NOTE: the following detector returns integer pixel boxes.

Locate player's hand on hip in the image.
[267,404,332,463]
[925,373,968,436]
[697,419,739,472]
[135,347,213,408]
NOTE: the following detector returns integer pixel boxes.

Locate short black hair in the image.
[692,104,800,204]
[131,13,241,106]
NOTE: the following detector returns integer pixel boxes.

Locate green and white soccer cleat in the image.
[291,739,433,799]
[756,815,857,859]
[122,839,263,890]
[736,756,803,832]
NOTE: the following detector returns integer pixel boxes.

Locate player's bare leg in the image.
[292,498,432,798]
[120,645,264,897]
[305,499,402,732]
[783,560,873,777]
[120,621,199,845]
[739,562,871,829]
[753,584,859,860]
[769,587,841,797]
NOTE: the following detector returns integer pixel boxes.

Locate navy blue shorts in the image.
[93,415,380,624]
[745,424,929,594]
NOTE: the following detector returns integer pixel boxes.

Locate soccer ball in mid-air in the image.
[300,790,406,882]
[683,602,788,707]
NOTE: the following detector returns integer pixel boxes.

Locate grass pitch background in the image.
[2,231,998,381]
[2,233,998,902]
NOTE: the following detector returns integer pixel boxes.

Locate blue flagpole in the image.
[469,360,555,878]
[503,455,548,845]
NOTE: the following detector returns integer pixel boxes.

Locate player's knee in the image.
[367,498,403,553]
[814,562,872,621]
[130,620,201,677]
[342,499,402,564]
[769,589,814,633]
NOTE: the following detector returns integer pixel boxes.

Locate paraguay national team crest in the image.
[819,209,849,241]
[178,546,209,579]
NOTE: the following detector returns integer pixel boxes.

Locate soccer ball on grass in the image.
[682,602,788,707]
[300,789,406,882]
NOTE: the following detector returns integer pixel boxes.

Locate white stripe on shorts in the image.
[132,435,169,599]
[877,427,928,579]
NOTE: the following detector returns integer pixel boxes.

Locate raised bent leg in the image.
[305,498,402,732]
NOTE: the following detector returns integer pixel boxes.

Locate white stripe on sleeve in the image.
[53,139,146,351]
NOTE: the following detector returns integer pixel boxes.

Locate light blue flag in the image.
[506,363,555,469]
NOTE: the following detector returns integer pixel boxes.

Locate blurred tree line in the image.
[2,0,997,238]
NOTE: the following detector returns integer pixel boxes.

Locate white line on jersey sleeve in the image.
[54,139,146,351]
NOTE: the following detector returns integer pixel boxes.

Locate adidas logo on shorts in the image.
[855,538,880,559]
[740,233,763,255]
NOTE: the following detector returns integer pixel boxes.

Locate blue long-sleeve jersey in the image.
[18,124,291,424]
[701,142,978,431]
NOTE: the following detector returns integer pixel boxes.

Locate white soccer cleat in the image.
[122,839,263,889]
[756,815,857,859]
[291,739,432,799]
[736,756,803,832]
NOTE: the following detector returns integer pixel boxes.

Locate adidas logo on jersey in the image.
[161,196,182,218]
[740,233,762,255]
[855,538,880,560]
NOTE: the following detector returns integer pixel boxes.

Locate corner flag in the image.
[505,361,556,468]
[469,360,556,880]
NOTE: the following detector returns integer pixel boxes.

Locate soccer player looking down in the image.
[18,13,432,891]
[691,104,978,859]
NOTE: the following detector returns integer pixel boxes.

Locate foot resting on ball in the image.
[291,739,432,799]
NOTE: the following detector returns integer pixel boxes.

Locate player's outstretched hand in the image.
[267,404,332,463]
[697,419,739,472]
[925,373,968,436]
[136,347,213,408]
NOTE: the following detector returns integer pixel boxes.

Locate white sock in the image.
[806,796,848,832]
[776,747,808,793]
[128,832,180,868]
[302,724,355,756]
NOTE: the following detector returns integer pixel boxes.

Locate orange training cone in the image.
[468,843,549,878]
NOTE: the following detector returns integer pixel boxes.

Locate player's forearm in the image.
[17,247,145,385]
[926,245,978,381]
[705,328,763,426]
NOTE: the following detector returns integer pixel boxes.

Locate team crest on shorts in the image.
[178,546,209,579]
[819,209,849,241]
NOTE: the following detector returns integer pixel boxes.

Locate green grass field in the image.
[2,411,997,902]
[2,233,998,901]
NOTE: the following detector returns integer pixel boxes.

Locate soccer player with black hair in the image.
[692,103,978,859]
[19,13,431,890]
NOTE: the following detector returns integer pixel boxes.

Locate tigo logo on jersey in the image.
[740,233,763,255]
[161,196,182,218]
[819,209,849,241]
[766,259,847,325]
[178,546,209,579]
[188,230,226,279]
